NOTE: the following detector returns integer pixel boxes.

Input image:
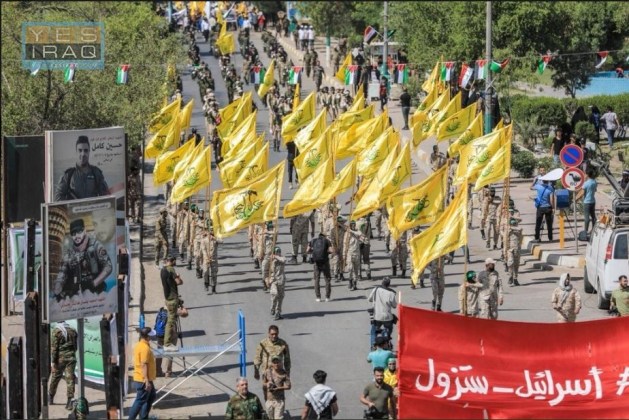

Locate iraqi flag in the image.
[64,63,76,83]
[475,59,487,80]
[250,65,266,84]
[344,65,359,86]
[288,66,302,85]
[595,51,608,69]
[394,64,409,84]
[458,63,474,88]
[364,25,378,45]
[116,64,130,84]
[489,58,510,73]
[440,61,455,82]
[537,55,552,74]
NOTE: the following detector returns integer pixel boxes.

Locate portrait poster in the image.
[45,196,118,322]
[45,127,127,248]
[2,135,46,223]
[8,227,43,302]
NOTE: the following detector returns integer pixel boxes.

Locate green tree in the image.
[295,2,355,39]
[1,2,186,146]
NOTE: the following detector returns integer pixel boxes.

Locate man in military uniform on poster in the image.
[53,218,113,300]
[54,135,110,201]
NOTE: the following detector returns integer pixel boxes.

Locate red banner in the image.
[398,305,629,419]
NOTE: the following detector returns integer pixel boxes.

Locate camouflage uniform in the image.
[478,270,504,320]
[506,223,523,286]
[303,50,312,78]
[254,337,291,375]
[479,188,491,239]
[499,207,522,265]
[258,226,275,290]
[168,201,178,248]
[323,214,343,280]
[269,254,286,318]
[290,213,311,263]
[551,282,582,322]
[343,224,365,290]
[225,392,264,420]
[154,210,169,264]
[408,228,424,288]
[458,281,482,317]
[429,151,447,172]
[356,217,372,280]
[389,230,408,278]
[485,195,502,248]
[127,171,141,222]
[429,258,444,310]
[201,229,219,294]
[49,323,78,406]
[192,214,205,275]
[249,224,264,268]
[186,208,200,268]
[176,206,190,261]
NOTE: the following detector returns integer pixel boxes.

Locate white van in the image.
[584,199,629,309]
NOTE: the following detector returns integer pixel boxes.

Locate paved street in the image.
[39,28,613,419]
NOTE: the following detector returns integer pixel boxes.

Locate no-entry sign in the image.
[559,144,584,168]
[561,167,585,191]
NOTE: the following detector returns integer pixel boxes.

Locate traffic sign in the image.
[561,167,585,191]
[559,144,584,167]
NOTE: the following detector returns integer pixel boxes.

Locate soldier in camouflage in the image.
[249,223,263,269]
[478,258,504,320]
[49,321,78,410]
[329,216,346,282]
[506,217,523,287]
[390,230,409,278]
[154,208,169,266]
[408,226,423,289]
[485,187,502,249]
[53,219,112,300]
[225,377,264,420]
[167,200,178,248]
[253,325,291,380]
[201,223,219,294]
[176,202,190,263]
[429,257,444,311]
[269,247,286,320]
[343,220,366,291]
[290,212,311,264]
[479,186,491,241]
[356,216,372,280]
[192,208,205,276]
[258,221,275,292]
[186,204,200,270]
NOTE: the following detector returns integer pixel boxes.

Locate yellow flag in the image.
[454,125,510,185]
[336,109,388,159]
[283,157,335,218]
[474,139,512,192]
[217,92,253,139]
[357,126,399,177]
[420,89,450,135]
[154,139,195,185]
[494,119,504,130]
[148,98,181,133]
[411,84,438,126]
[447,112,483,157]
[411,115,429,147]
[173,139,204,181]
[336,104,375,133]
[179,99,194,130]
[319,159,357,204]
[386,164,449,241]
[353,174,374,204]
[428,91,462,135]
[436,102,477,141]
[355,83,364,99]
[335,53,352,83]
[220,140,267,188]
[348,89,365,112]
[294,131,330,181]
[257,59,275,98]
[292,108,327,149]
[410,183,468,284]
[145,114,180,159]
[221,110,257,157]
[223,132,262,162]
[352,142,412,220]
[225,143,270,189]
[422,61,441,93]
[170,146,212,203]
[281,92,316,141]
[211,162,285,239]
[219,98,242,127]
[216,33,235,55]
[293,82,300,109]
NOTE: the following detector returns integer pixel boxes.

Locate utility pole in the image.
[382,1,389,81]
[484,0,493,134]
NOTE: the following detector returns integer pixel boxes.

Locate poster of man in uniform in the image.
[45,196,118,322]
[45,127,127,247]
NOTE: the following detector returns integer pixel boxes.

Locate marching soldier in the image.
[356,216,372,280]
[176,202,190,263]
[155,208,169,266]
[408,226,423,289]
[429,145,447,172]
[312,60,324,92]
[459,271,483,317]
[187,204,199,270]
[499,199,521,264]
[258,221,275,291]
[343,220,366,291]
[269,247,287,320]
[485,187,501,249]
[303,48,313,78]
[506,217,523,287]
[193,209,206,277]
[49,321,78,410]
[429,257,444,311]
[127,167,141,223]
[478,258,504,320]
[201,223,219,294]
[479,186,491,241]
[167,200,178,248]
[290,212,311,264]
[390,230,409,278]
[329,216,346,282]
[249,223,263,269]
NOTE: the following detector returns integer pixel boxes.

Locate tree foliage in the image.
[1,2,186,145]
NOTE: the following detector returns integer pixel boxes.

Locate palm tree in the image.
[514,117,544,151]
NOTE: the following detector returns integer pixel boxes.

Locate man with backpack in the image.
[307,232,334,302]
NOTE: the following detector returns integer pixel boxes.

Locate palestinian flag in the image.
[459,63,474,88]
[537,55,552,74]
[394,64,409,84]
[64,63,76,83]
[288,66,302,85]
[475,59,487,80]
[489,58,510,73]
[30,63,41,76]
[344,65,359,86]
[250,65,266,84]
[116,64,130,84]
[595,51,608,69]
[440,61,455,82]
[364,26,378,45]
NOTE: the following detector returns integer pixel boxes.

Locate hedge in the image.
[565,94,629,125]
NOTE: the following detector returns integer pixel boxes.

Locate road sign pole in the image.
[559,212,564,249]
[573,195,579,253]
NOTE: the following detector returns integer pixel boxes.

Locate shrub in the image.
[536,156,559,171]
[510,97,567,129]
[567,93,629,130]
[512,148,537,178]
[542,135,553,149]
[574,121,598,143]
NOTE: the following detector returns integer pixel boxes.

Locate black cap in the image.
[70,219,85,234]
[375,336,387,345]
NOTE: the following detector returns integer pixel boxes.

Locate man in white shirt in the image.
[307,25,315,49]
[298,25,306,51]
[368,277,397,348]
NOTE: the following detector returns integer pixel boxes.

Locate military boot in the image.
[392,265,397,277]
[196,267,203,278]
[436,304,442,312]
[254,259,260,269]
[508,276,514,286]
[366,270,371,280]
[431,300,436,311]
[513,278,520,286]
[212,285,217,294]
[187,261,192,270]
[302,255,307,263]
[420,278,425,288]
[339,273,346,282]
[65,398,73,411]
[401,268,406,278]
[480,229,486,240]
[48,393,54,405]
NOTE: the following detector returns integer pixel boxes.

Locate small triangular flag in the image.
[64,63,76,83]
[595,51,608,69]
[116,64,130,85]
[537,55,552,74]
[30,63,41,76]
[489,58,510,73]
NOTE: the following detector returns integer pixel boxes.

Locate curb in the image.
[522,235,586,269]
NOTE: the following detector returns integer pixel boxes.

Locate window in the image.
[613,233,628,260]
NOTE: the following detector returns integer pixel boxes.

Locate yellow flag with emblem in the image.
[211,161,285,239]
[179,98,194,130]
[409,183,468,285]
[292,108,327,149]
[419,89,450,135]
[221,110,257,157]
[428,91,462,135]
[216,33,235,55]
[386,164,449,241]
[336,109,388,159]
[173,140,204,181]
[348,89,365,112]
[474,138,512,192]
[352,141,412,220]
[145,113,180,159]
[357,126,399,177]
[217,92,253,139]
[411,115,429,147]
[148,98,181,133]
[226,143,270,189]
[436,101,477,141]
[447,112,483,157]
[454,125,510,185]
[293,82,300,109]
[294,131,330,181]
[257,59,275,98]
[410,84,438,126]
[154,139,195,185]
[223,132,263,162]
[319,159,357,204]
[220,140,267,188]
[219,97,242,128]
[336,104,375,133]
[170,146,212,203]
[494,119,504,130]
[422,61,441,93]
[281,91,316,141]
[283,157,335,218]
[353,173,374,204]
[335,53,352,83]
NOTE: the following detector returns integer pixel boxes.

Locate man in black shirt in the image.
[399,87,411,130]
[550,128,564,165]
[306,233,334,302]
[302,370,338,419]
[160,256,183,351]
